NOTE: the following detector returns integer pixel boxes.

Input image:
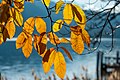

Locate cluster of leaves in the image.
[0,0,90,79]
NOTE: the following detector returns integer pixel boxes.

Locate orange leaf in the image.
[70,25,82,35]
[48,32,60,45]
[54,51,66,79]
[42,49,56,73]
[16,32,27,49]
[6,20,16,39]
[34,33,47,56]
[60,47,73,61]
[23,17,35,34]
[35,17,46,34]
[22,35,33,58]
[43,48,55,62]
[81,30,91,47]
[70,32,84,54]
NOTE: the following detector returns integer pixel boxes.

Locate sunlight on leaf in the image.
[70,32,84,54]
[54,51,66,79]
[23,17,35,34]
[35,17,46,34]
[63,4,73,25]
[16,32,27,49]
[9,8,23,27]
[53,19,63,32]
[6,20,15,39]
[22,34,33,58]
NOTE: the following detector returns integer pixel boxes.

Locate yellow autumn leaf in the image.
[42,48,56,73]
[14,0,24,12]
[53,19,63,32]
[63,4,73,25]
[70,26,82,35]
[70,32,84,54]
[71,4,86,29]
[35,17,46,34]
[9,8,23,27]
[60,38,70,43]
[55,0,64,14]
[34,33,47,56]
[81,30,91,47]
[54,51,66,79]
[22,35,33,58]
[48,32,60,45]
[6,20,15,39]
[42,0,50,7]
[23,17,35,34]
[16,32,27,49]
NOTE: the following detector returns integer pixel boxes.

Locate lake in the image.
[0,38,120,80]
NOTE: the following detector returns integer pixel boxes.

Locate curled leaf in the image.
[63,4,73,25]
[55,0,64,14]
[71,4,86,29]
[53,19,63,32]
[70,32,84,54]
[54,51,66,79]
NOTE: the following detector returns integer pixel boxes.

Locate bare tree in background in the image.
[84,0,120,54]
